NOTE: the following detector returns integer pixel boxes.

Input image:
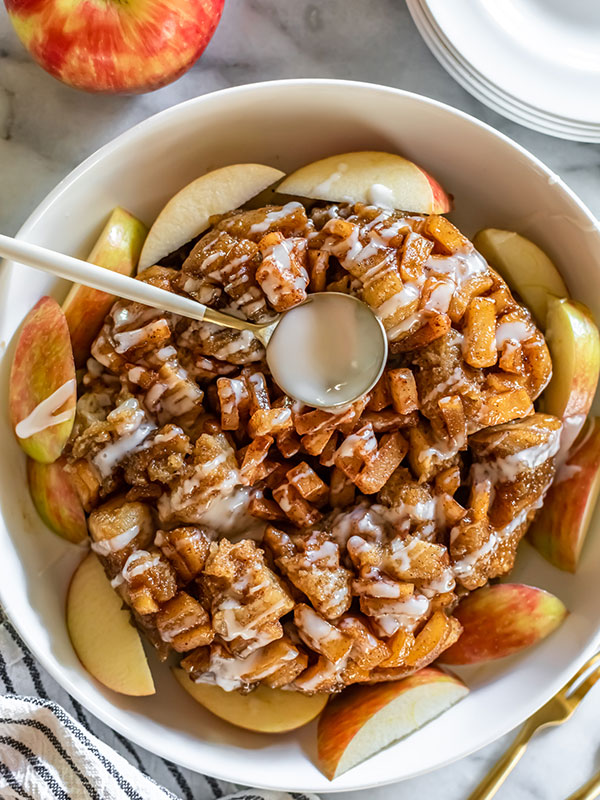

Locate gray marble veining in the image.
[1,1,600,798]
[2,0,600,235]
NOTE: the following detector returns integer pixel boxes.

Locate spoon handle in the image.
[0,232,243,329]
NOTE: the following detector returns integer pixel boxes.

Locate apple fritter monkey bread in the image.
[64,199,561,694]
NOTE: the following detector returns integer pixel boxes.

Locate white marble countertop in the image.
[1,1,600,798]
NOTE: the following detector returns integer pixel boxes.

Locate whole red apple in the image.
[4,0,224,94]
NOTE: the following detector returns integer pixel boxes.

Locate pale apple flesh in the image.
[317,668,468,780]
[6,0,224,94]
[138,163,286,271]
[542,297,600,454]
[473,228,568,328]
[63,207,148,366]
[9,296,77,463]
[277,151,452,214]
[67,553,155,696]
[27,456,87,544]
[440,584,567,666]
[529,417,600,572]
[173,668,327,733]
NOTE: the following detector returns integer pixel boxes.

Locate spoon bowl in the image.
[266,292,388,408]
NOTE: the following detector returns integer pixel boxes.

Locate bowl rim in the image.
[2,78,600,792]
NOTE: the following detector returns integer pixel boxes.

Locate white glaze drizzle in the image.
[495,320,533,349]
[15,379,76,439]
[249,202,304,235]
[93,420,156,478]
[471,426,561,486]
[91,525,140,556]
[367,183,395,209]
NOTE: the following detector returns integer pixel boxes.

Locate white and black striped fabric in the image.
[0,610,318,800]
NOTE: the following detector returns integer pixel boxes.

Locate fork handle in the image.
[566,770,600,800]
[466,723,535,800]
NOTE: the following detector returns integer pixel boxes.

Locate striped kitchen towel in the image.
[0,610,317,800]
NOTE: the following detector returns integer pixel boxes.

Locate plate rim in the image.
[420,0,600,126]
[406,0,600,141]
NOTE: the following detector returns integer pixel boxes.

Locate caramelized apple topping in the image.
[264,526,352,619]
[66,199,562,694]
[200,539,294,657]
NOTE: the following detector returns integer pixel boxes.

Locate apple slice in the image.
[317,668,468,780]
[529,417,600,572]
[277,151,451,214]
[138,163,286,271]
[63,207,148,366]
[27,457,87,544]
[172,668,327,733]
[9,296,77,463]
[473,228,567,327]
[67,553,155,696]
[542,297,600,453]
[439,584,567,666]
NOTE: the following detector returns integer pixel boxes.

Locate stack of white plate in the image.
[406,0,600,142]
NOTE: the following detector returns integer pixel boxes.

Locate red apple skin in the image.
[317,668,465,780]
[440,584,567,666]
[63,207,148,366]
[418,167,452,214]
[27,456,87,544]
[5,0,224,94]
[529,418,600,573]
[9,296,77,463]
[555,301,599,420]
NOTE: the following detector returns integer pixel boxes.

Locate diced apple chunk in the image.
[278,151,451,214]
[63,207,148,366]
[172,669,327,733]
[317,668,468,779]
[9,296,77,463]
[67,553,155,696]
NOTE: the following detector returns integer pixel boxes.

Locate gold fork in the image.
[566,770,600,800]
[467,651,600,800]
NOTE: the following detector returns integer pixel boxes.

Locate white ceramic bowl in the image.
[1,80,600,793]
